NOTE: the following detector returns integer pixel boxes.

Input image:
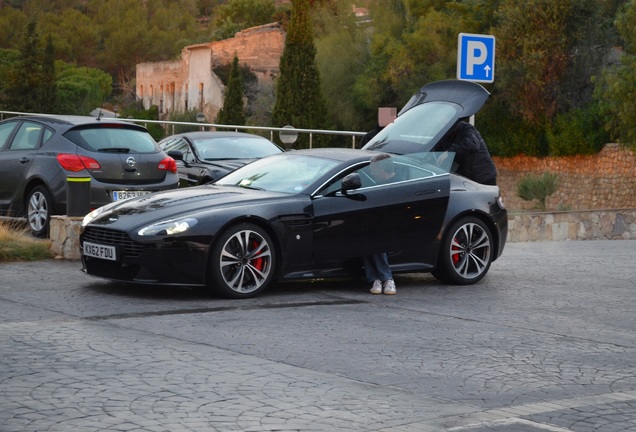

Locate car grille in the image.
[82,227,144,257]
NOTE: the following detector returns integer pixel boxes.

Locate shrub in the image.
[478,102,549,157]
[516,172,560,210]
[546,103,609,156]
[0,220,53,262]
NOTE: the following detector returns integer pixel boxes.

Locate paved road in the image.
[1,240,635,431]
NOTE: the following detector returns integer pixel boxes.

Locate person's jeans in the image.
[364,253,392,282]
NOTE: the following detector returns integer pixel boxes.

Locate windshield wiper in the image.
[205,157,241,161]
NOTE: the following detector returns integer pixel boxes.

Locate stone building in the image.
[135,23,285,122]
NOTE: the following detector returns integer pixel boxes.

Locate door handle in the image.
[19,157,30,164]
[415,189,436,196]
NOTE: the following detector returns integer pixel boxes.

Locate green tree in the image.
[39,34,57,113]
[4,21,43,112]
[38,9,101,67]
[314,0,369,131]
[594,0,636,149]
[272,0,327,148]
[0,6,28,49]
[494,0,572,125]
[211,0,275,40]
[216,55,246,125]
[55,62,112,115]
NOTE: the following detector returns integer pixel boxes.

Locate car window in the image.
[64,126,158,154]
[159,137,195,163]
[317,153,451,196]
[216,154,340,194]
[0,121,18,150]
[42,127,54,144]
[366,101,460,150]
[193,136,280,160]
[9,121,44,150]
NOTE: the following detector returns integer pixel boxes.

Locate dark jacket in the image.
[443,122,497,185]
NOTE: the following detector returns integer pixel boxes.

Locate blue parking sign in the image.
[457,33,495,83]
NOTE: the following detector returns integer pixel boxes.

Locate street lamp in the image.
[279,125,298,150]
[196,112,206,131]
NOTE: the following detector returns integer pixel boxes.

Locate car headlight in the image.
[138,218,198,236]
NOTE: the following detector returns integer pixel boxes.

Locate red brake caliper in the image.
[251,239,264,271]
[452,236,461,265]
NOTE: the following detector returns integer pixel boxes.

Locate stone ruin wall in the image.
[136,23,285,120]
[209,23,285,83]
[494,143,636,211]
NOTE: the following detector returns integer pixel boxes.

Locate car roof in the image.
[168,131,272,140]
[286,147,380,163]
[1,115,150,134]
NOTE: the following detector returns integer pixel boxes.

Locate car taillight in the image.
[56,153,101,172]
[158,156,177,173]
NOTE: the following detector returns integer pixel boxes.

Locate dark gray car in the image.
[0,115,179,236]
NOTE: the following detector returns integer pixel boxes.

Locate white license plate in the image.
[83,241,117,261]
[113,190,151,201]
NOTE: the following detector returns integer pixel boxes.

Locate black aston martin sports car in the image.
[80,147,507,298]
[80,80,508,299]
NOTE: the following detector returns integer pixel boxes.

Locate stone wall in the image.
[494,144,636,211]
[507,209,636,242]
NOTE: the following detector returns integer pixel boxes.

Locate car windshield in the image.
[366,101,460,151]
[193,136,280,160]
[64,126,158,153]
[216,154,340,194]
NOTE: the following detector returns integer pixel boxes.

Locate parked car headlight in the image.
[138,218,198,236]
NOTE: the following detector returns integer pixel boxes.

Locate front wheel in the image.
[26,185,53,237]
[208,223,276,299]
[433,216,493,285]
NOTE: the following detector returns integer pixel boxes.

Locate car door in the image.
[159,136,203,186]
[0,120,45,213]
[311,159,450,262]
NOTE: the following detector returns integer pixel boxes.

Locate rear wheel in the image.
[433,216,493,285]
[26,185,53,237]
[208,223,275,299]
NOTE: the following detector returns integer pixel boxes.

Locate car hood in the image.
[201,158,255,174]
[86,185,291,228]
[362,79,490,154]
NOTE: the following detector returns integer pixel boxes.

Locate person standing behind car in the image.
[437,118,497,185]
[364,153,397,295]
[359,107,397,147]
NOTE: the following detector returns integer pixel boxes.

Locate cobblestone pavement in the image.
[1,240,635,431]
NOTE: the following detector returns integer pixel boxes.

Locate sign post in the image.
[457,33,495,83]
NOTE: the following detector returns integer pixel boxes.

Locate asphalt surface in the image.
[1,240,635,432]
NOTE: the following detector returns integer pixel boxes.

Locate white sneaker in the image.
[383,279,396,295]
[370,280,382,294]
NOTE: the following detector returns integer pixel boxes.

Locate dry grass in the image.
[0,220,54,262]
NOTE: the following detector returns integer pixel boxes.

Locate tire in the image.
[208,223,276,299]
[433,216,493,285]
[26,185,53,237]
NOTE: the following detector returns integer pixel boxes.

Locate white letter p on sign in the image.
[466,40,487,75]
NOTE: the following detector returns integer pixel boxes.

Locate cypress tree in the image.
[5,21,42,112]
[39,34,58,113]
[272,0,327,148]
[216,55,246,126]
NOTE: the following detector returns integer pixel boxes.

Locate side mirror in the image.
[167,150,184,161]
[341,173,362,191]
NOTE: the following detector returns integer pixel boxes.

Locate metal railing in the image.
[0,110,367,149]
